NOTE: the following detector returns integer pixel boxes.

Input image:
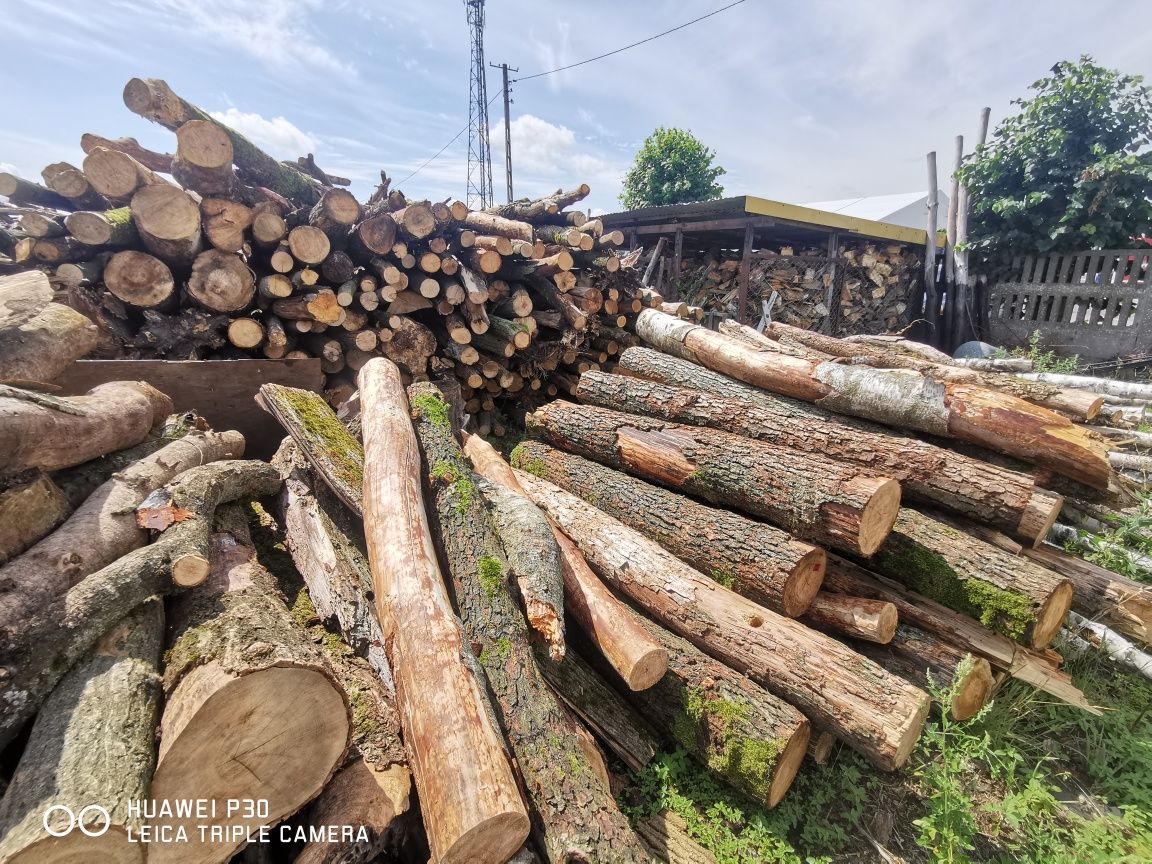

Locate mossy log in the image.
[464,433,667,689]
[358,359,529,864]
[409,382,655,863]
[869,509,1073,649]
[0,601,163,864]
[633,310,1112,489]
[516,471,930,770]
[122,77,320,204]
[509,440,824,616]
[64,206,138,246]
[0,380,173,473]
[526,400,900,557]
[625,611,810,808]
[0,429,243,624]
[603,352,1065,543]
[0,469,70,566]
[537,648,660,772]
[148,506,350,864]
[0,459,280,748]
[0,302,99,384]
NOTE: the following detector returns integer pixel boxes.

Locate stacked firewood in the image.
[675,241,918,333]
[0,78,648,428]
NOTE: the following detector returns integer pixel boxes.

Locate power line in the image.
[514,0,748,82]
[396,89,503,187]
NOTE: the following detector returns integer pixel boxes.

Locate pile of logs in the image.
[0,78,650,428]
[674,242,918,334]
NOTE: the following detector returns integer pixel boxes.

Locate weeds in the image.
[997,330,1080,372]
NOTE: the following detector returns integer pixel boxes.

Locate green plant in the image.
[958,55,1152,272]
[1000,330,1080,373]
[620,127,725,209]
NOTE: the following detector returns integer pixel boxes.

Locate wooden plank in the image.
[630,215,779,236]
[56,359,323,458]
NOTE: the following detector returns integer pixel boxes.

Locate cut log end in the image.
[1033,580,1075,650]
[950,656,994,722]
[442,812,533,864]
[768,723,812,808]
[170,553,210,586]
[782,548,827,617]
[1017,489,1064,548]
[836,476,902,556]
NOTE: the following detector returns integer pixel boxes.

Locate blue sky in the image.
[2,0,1150,215]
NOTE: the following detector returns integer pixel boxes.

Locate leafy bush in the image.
[620,127,725,209]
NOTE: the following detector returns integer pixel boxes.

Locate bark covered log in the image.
[409,382,654,863]
[0,302,99,384]
[148,505,350,864]
[605,351,1065,543]
[0,601,163,864]
[516,471,930,770]
[634,310,1112,489]
[527,400,901,557]
[0,380,173,473]
[0,469,70,566]
[803,592,897,644]
[358,359,529,864]
[0,459,280,748]
[510,440,824,616]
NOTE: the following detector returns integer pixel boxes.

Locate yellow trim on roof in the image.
[743,195,929,245]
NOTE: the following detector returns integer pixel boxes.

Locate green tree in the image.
[620,127,726,209]
[958,55,1152,270]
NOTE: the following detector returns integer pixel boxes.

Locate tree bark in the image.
[461,210,534,242]
[0,302,98,383]
[464,433,668,688]
[130,183,203,266]
[0,171,74,209]
[0,601,163,864]
[122,77,320,204]
[603,352,1065,543]
[624,610,810,808]
[148,506,350,864]
[357,359,530,864]
[869,508,1073,649]
[187,249,256,313]
[0,429,244,625]
[803,592,897,644]
[1026,544,1152,647]
[0,469,70,566]
[527,400,901,557]
[409,382,654,863]
[510,440,824,616]
[516,471,930,770]
[0,380,173,473]
[80,132,174,172]
[0,459,281,748]
[633,310,1112,489]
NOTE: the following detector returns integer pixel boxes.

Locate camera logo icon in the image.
[43,804,111,837]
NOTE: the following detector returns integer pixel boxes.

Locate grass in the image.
[995,330,1080,373]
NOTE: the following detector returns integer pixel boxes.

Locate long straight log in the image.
[358,359,529,864]
[0,172,74,210]
[510,440,824,616]
[1020,372,1152,402]
[409,383,654,863]
[527,400,901,557]
[0,381,173,473]
[464,433,667,688]
[634,309,1112,489]
[624,611,810,808]
[0,302,98,383]
[0,601,162,864]
[0,460,281,748]
[123,77,320,204]
[603,353,1064,542]
[869,508,1073,649]
[516,471,930,770]
[461,211,534,242]
[0,429,244,625]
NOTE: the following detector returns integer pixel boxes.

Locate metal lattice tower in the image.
[465,0,493,209]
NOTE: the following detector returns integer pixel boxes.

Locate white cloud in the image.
[496,114,627,204]
[209,108,317,159]
[0,162,16,175]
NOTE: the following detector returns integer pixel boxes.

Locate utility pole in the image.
[491,62,517,204]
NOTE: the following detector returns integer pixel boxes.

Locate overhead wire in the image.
[395,88,503,186]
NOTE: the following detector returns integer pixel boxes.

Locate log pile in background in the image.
[672,242,918,333]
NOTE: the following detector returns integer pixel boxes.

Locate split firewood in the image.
[527,400,901,557]
[409,382,654,863]
[516,471,931,770]
[0,459,281,748]
[868,508,1073,649]
[0,469,70,566]
[0,601,163,864]
[463,433,668,689]
[605,351,1066,543]
[0,380,173,473]
[634,309,1113,489]
[147,505,351,864]
[510,440,824,616]
[358,359,530,864]
[0,302,99,383]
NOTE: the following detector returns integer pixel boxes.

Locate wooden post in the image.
[736,222,753,323]
[628,226,637,250]
[943,135,963,349]
[671,224,683,301]
[820,232,840,334]
[925,152,940,341]
[955,108,991,343]
[642,236,666,288]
